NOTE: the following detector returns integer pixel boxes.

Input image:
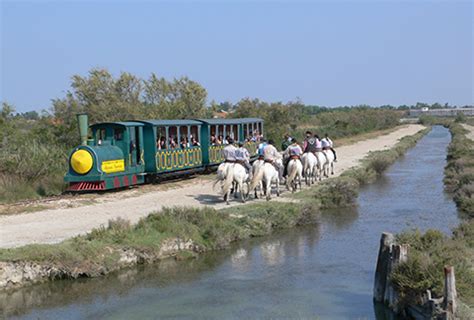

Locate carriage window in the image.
[190,125,200,147]
[114,128,123,141]
[232,125,238,142]
[179,126,189,149]
[168,126,178,149]
[96,128,106,145]
[224,125,232,142]
[156,127,167,150]
[211,125,223,146]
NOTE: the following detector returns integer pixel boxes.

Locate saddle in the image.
[258,155,264,160]
[224,159,236,163]
[264,159,274,164]
[290,155,301,160]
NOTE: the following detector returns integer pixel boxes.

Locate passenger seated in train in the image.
[157,136,166,150]
[191,137,200,147]
[180,137,189,149]
[210,134,217,146]
[169,137,177,149]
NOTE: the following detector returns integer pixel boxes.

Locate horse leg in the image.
[240,181,246,203]
[331,162,335,175]
[233,181,239,198]
[266,179,272,201]
[224,189,231,205]
[276,177,280,197]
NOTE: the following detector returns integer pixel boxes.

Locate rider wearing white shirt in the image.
[222,138,237,162]
[323,133,337,161]
[235,142,252,179]
[263,139,283,179]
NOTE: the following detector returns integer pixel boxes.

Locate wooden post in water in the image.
[384,244,409,310]
[444,266,457,317]
[374,232,395,302]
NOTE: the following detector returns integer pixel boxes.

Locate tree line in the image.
[0,67,469,202]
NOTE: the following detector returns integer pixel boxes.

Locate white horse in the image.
[252,158,265,198]
[250,159,281,201]
[301,152,318,185]
[213,162,231,191]
[222,163,249,204]
[314,151,327,181]
[286,158,303,192]
[323,149,335,177]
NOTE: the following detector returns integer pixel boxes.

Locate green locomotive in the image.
[64,114,264,191]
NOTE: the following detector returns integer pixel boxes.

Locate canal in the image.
[4,126,460,319]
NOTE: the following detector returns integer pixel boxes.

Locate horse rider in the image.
[303,131,318,154]
[263,139,283,179]
[222,137,237,162]
[235,142,253,179]
[325,133,337,161]
[281,134,292,151]
[283,138,303,177]
[257,139,268,160]
[321,134,337,161]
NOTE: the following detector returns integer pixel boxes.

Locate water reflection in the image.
[5,126,460,320]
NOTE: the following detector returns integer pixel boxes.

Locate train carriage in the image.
[64,114,264,191]
[139,119,204,176]
[198,118,264,165]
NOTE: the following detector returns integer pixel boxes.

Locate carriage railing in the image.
[155,146,203,172]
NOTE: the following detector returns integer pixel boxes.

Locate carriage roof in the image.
[196,118,263,125]
[137,119,203,126]
[90,121,144,128]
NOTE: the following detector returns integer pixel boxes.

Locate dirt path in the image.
[0,125,425,248]
[461,124,474,141]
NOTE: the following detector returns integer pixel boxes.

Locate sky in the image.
[1,0,473,112]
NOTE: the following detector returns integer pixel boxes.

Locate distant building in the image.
[213,110,229,119]
[409,108,474,117]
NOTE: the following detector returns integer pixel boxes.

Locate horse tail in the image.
[222,164,234,195]
[212,164,226,191]
[249,164,265,192]
[287,160,298,188]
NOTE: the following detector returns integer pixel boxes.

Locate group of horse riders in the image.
[221,131,337,182]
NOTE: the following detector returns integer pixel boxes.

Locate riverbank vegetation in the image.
[0,125,429,290]
[391,120,474,314]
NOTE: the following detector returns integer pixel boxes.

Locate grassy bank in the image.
[391,121,474,313]
[0,126,428,289]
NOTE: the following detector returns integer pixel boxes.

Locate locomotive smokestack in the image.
[77,113,89,145]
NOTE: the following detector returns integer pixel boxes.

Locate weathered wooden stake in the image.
[374,232,395,302]
[384,244,409,310]
[444,266,457,316]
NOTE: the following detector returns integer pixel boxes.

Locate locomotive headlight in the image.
[70,149,93,174]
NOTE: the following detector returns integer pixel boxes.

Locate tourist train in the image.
[65,114,264,191]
